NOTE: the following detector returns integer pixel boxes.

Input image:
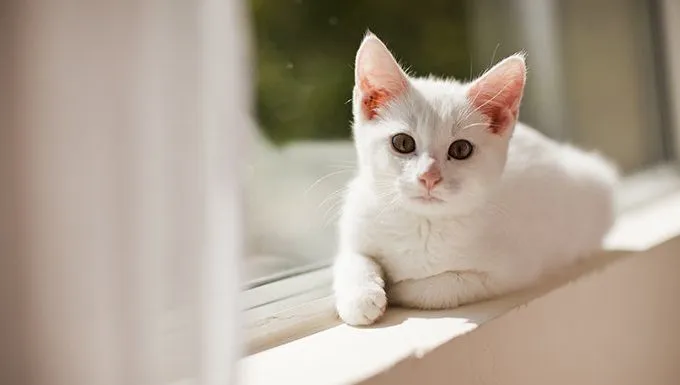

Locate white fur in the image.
[334,35,618,326]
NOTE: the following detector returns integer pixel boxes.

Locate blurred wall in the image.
[0,1,26,384]
[470,0,668,172]
[560,0,666,172]
[661,0,680,159]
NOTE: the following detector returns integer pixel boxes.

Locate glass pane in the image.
[246,0,670,283]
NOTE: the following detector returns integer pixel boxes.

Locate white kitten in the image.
[333,33,618,326]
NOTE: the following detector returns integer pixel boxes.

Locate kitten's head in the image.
[351,33,526,216]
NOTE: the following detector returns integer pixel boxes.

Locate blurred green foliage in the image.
[249,0,472,144]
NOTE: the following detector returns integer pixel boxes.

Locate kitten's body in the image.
[339,122,615,310]
[333,34,617,325]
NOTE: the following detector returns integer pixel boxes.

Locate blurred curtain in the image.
[0,0,248,384]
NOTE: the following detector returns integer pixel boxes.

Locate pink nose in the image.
[419,168,442,191]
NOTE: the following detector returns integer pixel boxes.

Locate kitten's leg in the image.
[388,271,491,310]
[333,251,387,326]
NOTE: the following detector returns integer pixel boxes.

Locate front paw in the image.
[335,283,387,326]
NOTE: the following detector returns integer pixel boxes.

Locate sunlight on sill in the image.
[605,189,680,250]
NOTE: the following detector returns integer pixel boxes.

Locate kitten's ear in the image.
[467,54,526,135]
[355,33,408,120]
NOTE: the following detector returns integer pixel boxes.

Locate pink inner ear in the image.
[355,35,407,120]
[467,56,526,134]
[359,79,395,120]
[359,78,406,120]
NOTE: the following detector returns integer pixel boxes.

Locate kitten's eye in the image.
[391,133,416,154]
[448,139,474,160]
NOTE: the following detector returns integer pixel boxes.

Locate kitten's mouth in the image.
[412,195,444,204]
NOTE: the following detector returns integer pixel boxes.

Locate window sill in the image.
[240,189,680,385]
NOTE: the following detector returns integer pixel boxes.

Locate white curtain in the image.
[0,1,248,384]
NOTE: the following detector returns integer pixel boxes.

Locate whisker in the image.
[321,198,346,227]
[322,199,348,229]
[316,186,348,210]
[304,169,354,197]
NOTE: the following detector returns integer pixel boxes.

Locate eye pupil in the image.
[391,133,416,154]
[448,139,473,160]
